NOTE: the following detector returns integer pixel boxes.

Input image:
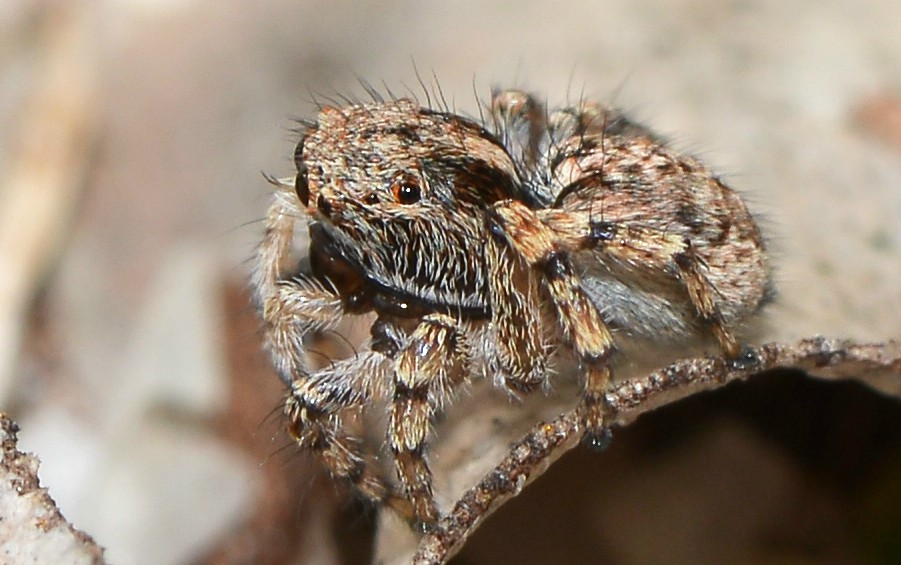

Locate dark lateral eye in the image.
[293,137,305,170]
[391,179,421,204]
[293,137,311,206]
[295,166,310,206]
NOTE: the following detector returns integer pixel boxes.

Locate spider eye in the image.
[295,166,309,206]
[293,137,310,206]
[293,137,305,170]
[391,179,421,204]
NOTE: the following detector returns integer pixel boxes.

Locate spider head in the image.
[295,99,524,318]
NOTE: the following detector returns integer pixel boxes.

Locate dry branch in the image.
[412,337,901,564]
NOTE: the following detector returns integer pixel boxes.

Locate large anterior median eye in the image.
[391,176,421,204]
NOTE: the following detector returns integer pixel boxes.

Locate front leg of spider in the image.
[388,313,470,529]
[283,356,391,505]
[485,233,549,395]
[489,201,616,450]
[254,183,412,515]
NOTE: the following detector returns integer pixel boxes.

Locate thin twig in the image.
[413,337,901,564]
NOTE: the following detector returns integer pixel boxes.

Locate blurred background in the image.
[1,1,900,563]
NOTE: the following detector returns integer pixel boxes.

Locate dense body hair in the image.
[253,89,771,527]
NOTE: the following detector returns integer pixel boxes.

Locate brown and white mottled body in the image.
[253,90,771,528]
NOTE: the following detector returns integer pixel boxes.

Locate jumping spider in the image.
[253,88,771,528]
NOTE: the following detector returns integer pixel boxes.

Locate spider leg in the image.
[284,352,396,507]
[253,183,408,514]
[536,209,742,358]
[673,244,741,357]
[485,234,548,393]
[488,201,616,448]
[489,89,547,175]
[388,313,469,529]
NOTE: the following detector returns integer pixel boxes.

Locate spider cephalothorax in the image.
[253,90,770,527]
[299,101,524,319]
